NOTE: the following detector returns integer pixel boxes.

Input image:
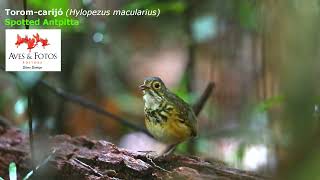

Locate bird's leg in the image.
[161,144,177,157]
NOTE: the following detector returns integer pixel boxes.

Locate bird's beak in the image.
[139,84,148,90]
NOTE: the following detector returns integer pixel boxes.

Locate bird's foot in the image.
[138,144,177,160]
[138,151,171,172]
[138,150,159,159]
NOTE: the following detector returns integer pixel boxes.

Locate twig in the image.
[184,0,196,93]
[39,80,152,136]
[74,158,103,177]
[23,148,57,180]
[184,0,198,155]
[192,82,215,116]
[0,65,213,138]
[182,0,215,117]
[1,64,214,137]
[27,91,35,170]
[0,64,151,135]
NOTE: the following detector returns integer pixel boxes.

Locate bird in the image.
[139,77,197,156]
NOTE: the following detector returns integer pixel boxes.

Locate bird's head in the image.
[139,77,168,105]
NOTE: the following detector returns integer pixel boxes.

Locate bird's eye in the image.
[153,82,161,89]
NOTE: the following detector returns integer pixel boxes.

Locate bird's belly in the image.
[145,118,192,144]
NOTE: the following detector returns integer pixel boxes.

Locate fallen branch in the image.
[0,128,269,179]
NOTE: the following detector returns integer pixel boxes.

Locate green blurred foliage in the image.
[236,143,246,164]
[256,96,284,112]
[176,141,189,154]
[236,0,257,30]
[124,0,186,14]
[28,0,69,12]
[172,74,197,104]
[9,162,17,180]
[0,162,35,180]
[290,150,320,180]
[196,138,211,154]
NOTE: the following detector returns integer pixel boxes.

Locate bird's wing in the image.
[166,91,198,136]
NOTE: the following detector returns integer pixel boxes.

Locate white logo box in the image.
[6,29,61,71]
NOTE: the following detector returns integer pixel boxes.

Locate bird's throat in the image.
[143,91,161,110]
